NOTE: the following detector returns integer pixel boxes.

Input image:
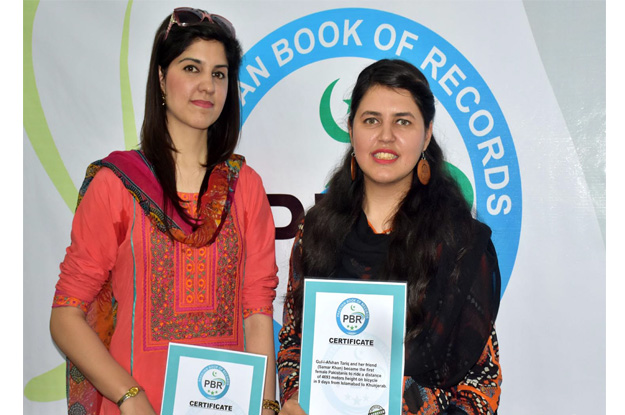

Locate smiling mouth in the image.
[373,152,398,160]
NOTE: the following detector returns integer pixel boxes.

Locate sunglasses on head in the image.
[164,7,236,40]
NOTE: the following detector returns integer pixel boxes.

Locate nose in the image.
[199,73,215,94]
[379,122,395,142]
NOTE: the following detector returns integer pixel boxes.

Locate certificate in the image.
[299,279,407,415]
[161,343,267,415]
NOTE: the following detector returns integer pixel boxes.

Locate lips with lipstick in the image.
[372,150,398,163]
[191,100,213,108]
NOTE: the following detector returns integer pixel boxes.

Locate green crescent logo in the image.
[318,79,474,207]
[319,79,351,143]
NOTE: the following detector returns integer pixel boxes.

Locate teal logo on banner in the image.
[198,365,230,400]
[239,8,521,294]
[336,298,370,335]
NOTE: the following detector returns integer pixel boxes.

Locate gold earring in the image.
[161,92,166,107]
[350,152,357,181]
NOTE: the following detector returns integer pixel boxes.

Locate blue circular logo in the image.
[240,8,522,296]
[336,298,370,335]
[197,364,230,400]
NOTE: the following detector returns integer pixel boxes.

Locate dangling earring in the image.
[350,152,357,181]
[417,152,430,185]
[161,91,167,107]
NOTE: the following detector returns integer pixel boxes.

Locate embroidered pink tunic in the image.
[53,165,278,414]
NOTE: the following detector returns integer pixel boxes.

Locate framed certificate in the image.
[299,279,407,415]
[161,343,267,415]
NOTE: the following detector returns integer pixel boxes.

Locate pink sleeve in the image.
[53,168,132,311]
[238,165,279,318]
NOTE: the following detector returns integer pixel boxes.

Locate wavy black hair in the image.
[297,59,475,341]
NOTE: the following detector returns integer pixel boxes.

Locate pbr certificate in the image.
[299,279,407,415]
[161,343,267,415]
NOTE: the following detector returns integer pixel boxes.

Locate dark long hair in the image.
[298,59,474,341]
[140,12,243,230]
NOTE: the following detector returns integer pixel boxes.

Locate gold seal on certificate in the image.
[161,344,267,415]
[299,279,407,415]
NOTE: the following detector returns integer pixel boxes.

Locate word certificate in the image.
[299,279,407,415]
[161,343,266,415]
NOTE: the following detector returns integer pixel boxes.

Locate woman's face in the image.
[159,39,229,135]
[350,84,432,194]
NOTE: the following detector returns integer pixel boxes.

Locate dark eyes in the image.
[361,118,411,126]
[181,66,227,80]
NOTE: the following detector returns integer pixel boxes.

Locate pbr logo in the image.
[198,364,230,400]
[336,297,370,335]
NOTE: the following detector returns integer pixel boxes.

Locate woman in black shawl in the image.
[277,59,502,415]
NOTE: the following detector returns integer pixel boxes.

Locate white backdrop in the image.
[23,1,606,414]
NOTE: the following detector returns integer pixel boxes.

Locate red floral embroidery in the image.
[144,204,242,350]
[52,294,89,314]
[243,306,273,319]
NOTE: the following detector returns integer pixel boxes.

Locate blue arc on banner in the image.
[240,8,521,295]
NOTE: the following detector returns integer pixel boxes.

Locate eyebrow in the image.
[360,110,415,118]
[394,112,415,118]
[178,57,202,64]
[177,57,229,69]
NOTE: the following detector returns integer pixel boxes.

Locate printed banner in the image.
[23,2,605,414]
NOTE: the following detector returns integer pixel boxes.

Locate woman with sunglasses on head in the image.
[50,8,280,415]
[277,59,502,415]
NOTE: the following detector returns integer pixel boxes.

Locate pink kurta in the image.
[53,163,278,414]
